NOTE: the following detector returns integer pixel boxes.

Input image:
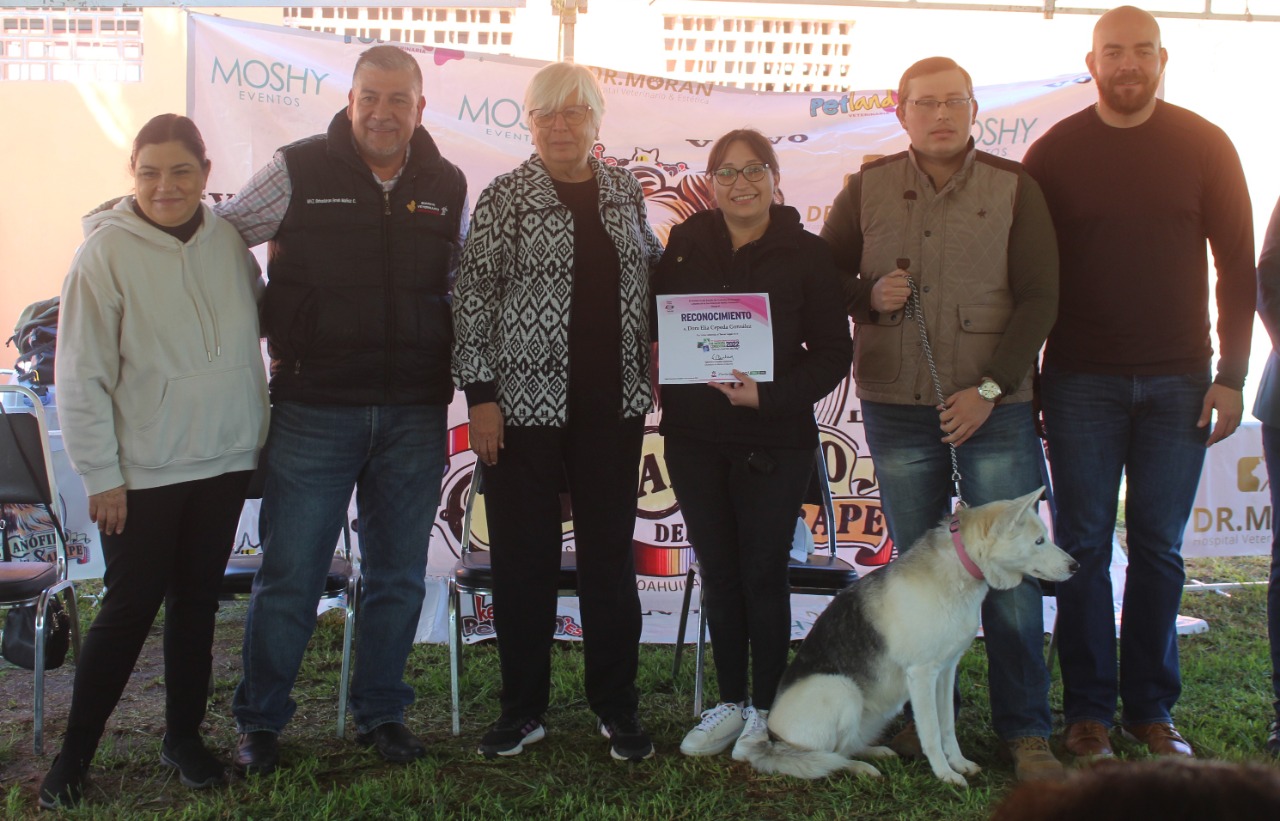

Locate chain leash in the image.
[902,272,965,507]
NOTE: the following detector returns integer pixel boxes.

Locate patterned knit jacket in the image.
[452,154,664,426]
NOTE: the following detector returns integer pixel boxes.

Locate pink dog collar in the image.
[949,514,985,581]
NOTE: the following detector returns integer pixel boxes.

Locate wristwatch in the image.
[977,378,1003,403]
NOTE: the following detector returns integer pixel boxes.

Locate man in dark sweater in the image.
[1023,5,1255,761]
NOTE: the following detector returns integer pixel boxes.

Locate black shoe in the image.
[477,715,546,758]
[599,713,654,762]
[356,722,427,763]
[233,730,280,777]
[38,753,90,810]
[1267,718,1280,757]
[160,735,227,789]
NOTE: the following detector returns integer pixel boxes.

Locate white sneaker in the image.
[731,706,769,761]
[679,702,746,756]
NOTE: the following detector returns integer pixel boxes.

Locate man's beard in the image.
[1099,71,1160,115]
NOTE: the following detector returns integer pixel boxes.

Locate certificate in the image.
[655,293,774,384]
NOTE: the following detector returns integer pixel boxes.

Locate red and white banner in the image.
[185,14,1138,645]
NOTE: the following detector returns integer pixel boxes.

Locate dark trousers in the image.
[664,435,813,710]
[1264,424,1280,717]
[61,471,251,761]
[483,418,645,720]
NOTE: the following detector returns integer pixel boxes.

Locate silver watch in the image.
[977,378,1003,403]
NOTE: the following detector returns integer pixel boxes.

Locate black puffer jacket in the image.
[262,110,467,405]
[653,205,852,449]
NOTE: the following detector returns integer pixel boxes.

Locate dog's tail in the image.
[739,733,858,779]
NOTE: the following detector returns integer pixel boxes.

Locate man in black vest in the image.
[215,45,467,773]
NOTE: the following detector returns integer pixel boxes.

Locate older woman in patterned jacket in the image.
[452,61,663,763]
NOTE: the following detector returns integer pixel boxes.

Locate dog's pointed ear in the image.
[1013,486,1044,518]
[990,486,1044,538]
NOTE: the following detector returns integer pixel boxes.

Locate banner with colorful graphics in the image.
[187,13,1105,645]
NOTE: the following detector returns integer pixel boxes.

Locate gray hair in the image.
[524,62,605,134]
[354,45,423,95]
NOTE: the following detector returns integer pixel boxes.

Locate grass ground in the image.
[0,555,1274,820]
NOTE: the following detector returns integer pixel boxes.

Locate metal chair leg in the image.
[693,585,708,717]
[449,579,461,736]
[1046,610,1060,670]
[33,593,49,755]
[336,577,358,739]
[672,566,697,679]
[33,580,77,755]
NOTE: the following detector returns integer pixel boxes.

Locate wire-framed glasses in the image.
[907,97,973,112]
[528,105,592,127]
[709,163,771,186]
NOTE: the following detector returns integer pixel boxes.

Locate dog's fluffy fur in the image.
[740,487,1077,785]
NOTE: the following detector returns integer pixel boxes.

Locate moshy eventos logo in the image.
[210,56,330,108]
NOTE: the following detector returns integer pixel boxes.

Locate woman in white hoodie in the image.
[39,114,269,809]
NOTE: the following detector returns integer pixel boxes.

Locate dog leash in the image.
[899,257,965,508]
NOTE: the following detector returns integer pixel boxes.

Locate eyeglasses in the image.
[528,105,592,127]
[709,163,771,186]
[907,97,973,112]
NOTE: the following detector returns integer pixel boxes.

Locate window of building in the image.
[659,13,856,93]
[284,6,519,58]
[2,8,143,83]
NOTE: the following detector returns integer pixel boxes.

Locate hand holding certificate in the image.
[655,293,774,384]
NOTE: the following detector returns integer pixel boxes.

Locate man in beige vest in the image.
[821,56,1061,781]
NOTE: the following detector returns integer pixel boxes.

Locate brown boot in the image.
[1008,736,1066,781]
[886,722,923,758]
[1122,722,1194,757]
[1063,720,1114,761]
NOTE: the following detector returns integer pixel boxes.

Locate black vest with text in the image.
[262,109,467,406]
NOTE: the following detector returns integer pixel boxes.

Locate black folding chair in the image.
[0,384,82,753]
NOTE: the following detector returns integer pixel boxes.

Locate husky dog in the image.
[739,487,1076,785]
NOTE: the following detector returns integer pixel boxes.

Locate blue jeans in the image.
[233,401,447,735]
[1041,368,1209,728]
[861,399,1051,740]
[1262,424,1280,718]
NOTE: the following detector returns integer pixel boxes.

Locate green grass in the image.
[0,559,1274,820]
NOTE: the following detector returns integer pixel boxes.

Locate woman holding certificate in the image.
[653,128,852,760]
[451,62,664,763]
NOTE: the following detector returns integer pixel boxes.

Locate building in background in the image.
[278,4,856,92]
[283,6,518,52]
[1,6,142,81]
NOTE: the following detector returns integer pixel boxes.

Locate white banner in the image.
[188,14,1108,644]
[1182,421,1272,559]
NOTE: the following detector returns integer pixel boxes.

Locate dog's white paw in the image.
[846,761,883,778]
[861,745,897,759]
[949,757,981,776]
[934,768,969,788]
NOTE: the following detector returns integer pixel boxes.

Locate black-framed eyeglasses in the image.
[709,163,771,186]
[907,97,973,112]
[528,105,592,127]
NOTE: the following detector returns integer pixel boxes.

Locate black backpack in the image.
[6,297,58,396]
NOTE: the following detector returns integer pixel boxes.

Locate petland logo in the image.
[809,92,898,118]
[210,57,330,108]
